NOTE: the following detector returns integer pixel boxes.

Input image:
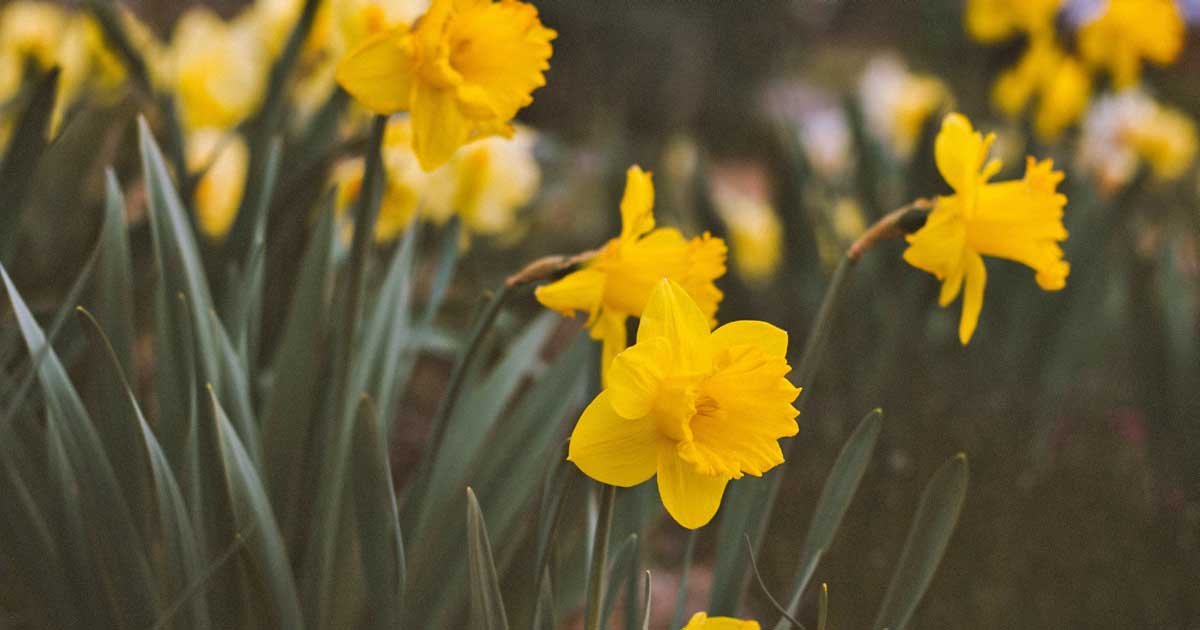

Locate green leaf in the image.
[0,67,58,262]
[0,262,158,628]
[774,409,882,629]
[640,571,652,630]
[467,487,510,630]
[598,533,638,630]
[210,389,304,629]
[228,137,282,372]
[262,203,335,548]
[351,397,406,630]
[76,307,212,630]
[872,453,969,630]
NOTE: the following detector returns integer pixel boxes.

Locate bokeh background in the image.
[5,0,1200,628]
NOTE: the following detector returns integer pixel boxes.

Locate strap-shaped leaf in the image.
[0,67,58,262]
[352,397,406,630]
[467,487,510,630]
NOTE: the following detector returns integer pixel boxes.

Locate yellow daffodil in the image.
[1077,0,1184,89]
[0,1,66,72]
[1077,90,1198,192]
[188,129,250,241]
[710,176,781,282]
[903,113,1069,344]
[169,7,269,131]
[568,279,800,529]
[535,166,727,381]
[335,0,556,170]
[681,612,761,630]
[965,0,1062,42]
[992,37,1090,140]
[859,55,949,158]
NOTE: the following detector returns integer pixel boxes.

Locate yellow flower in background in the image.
[858,55,949,159]
[710,173,782,282]
[188,129,250,241]
[681,612,761,630]
[169,7,269,131]
[964,0,1062,42]
[992,38,1091,140]
[1077,0,1184,89]
[1077,90,1198,191]
[567,279,800,529]
[535,166,727,381]
[336,0,556,170]
[904,113,1069,345]
[0,1,66,72]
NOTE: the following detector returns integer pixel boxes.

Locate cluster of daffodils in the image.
[903,113,1070,344]
[966,0,1188,140]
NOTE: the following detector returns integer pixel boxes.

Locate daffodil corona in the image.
[335,0,556,170]
[567,279,800,529]
[903,113,1069,345]
[535,166,726,381]
[681,612,761,630]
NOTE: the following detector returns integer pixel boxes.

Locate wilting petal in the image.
[959,251,987,344]
[335,28,415,115]
[656,442,728,529]
[411,83,473,171]
[608,336,669,419]
[637,279,712,374]
[568,392,659,488]
[534,268,606,319]
[619,166,656,241]
[710,321,787,358]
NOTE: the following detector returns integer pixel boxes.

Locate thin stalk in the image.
[585,484,617,630]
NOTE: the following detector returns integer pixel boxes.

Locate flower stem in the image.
[585,483,617,630]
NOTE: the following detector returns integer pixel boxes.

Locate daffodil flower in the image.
[567,279,800,529]
[188,129,249,241]
[535,166,726,382]
[335,0,556,171]
[1077,0,1184,89]
[903,113,1070,345]
[964,0,1061,43]
[681,612,761,630]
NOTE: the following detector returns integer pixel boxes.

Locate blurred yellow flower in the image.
[567,279,799,529]
[169,7,269,131]
[535,166,726,381]
[335,0,556,170]
[992,37,1090,140]
[188,129,250,241]
[710,175,781,282]
[858,55,949,158]
[965,0,1062,42]
[681,612,761,630]
[1077,0,1184,89]
[904,113,1069,344]
[0,1,66,73]
[1078,90,1198,191]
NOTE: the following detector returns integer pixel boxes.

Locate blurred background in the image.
[4,0,1199,628]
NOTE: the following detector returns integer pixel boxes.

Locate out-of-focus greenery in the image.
[0,0,1197,629]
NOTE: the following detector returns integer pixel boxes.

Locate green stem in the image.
[585,484,617,630]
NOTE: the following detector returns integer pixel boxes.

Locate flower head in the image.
[1077,0,1184,89]
[169,7,269,131]
[965,0,1062,42]
[991,37,1091,140]
[1077,89,1198,192]
[859,54,949,158]
[710,168,781,282]
[535,166,726,381]
[336,0,556,170]
[682,612,761,630]
[568,280,800,529]
[188,129,250,241]
[903,113,1069,344]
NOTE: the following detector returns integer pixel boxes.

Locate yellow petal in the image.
[335,27,415,115]
[619,165,656,241]
[959,251,987,345]
[681,612,762,630]
[595,309,628,388]
[656,441,728,529]
[636,279,712,374]
[935,113,993,193]
[568,391,659,487]
[938,262,964,307]
[534,268,606,319]
[411,83,472,171]
[607,336,670,419]
[709,321,787,358]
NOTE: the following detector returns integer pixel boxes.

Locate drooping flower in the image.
[335,0,556,170]
[567,279,800,529]
[1077,89,1198,192]
[858,54,949,158]
[991,36,1091,140]
[535,166,726,381]
[681,612,761,630]
[168,7,269,131]
[903,113,1069,344]
[188,129,250,241]
[1076,0,1184,89]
